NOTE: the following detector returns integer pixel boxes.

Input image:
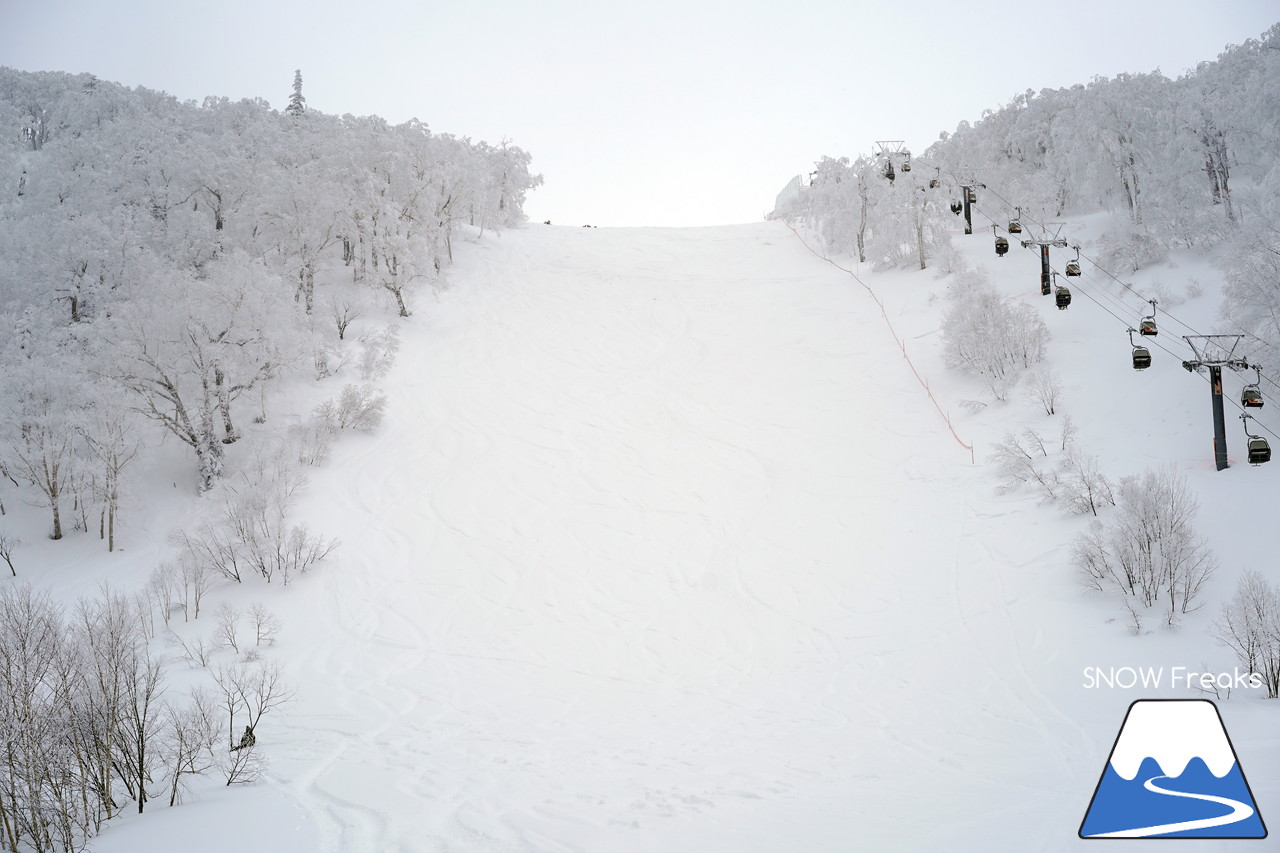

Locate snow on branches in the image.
[0,67,539,529]
[942,268,1047,401]
[1073,466,1216,631]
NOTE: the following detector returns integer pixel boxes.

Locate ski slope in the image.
[89,220,1276,852]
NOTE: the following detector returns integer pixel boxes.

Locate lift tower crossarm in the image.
[874,140,908,156]
[1019,223,1069,249]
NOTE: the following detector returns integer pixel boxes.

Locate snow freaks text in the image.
[1082,667,1264,690]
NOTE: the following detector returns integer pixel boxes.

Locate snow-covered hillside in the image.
[60,219,1275,852]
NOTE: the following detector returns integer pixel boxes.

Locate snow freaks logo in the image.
[1082,666,1264,691]
[1079,700,1267,839]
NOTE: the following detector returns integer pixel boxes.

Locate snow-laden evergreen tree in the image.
[285,69,305,116]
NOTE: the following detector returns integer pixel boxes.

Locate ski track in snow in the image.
[264,222,1108,851]
[1085,776,1255,838]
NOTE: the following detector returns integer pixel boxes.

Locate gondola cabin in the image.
[1248,437,1271,465]
[1055,286,1072,309]
[1242,384,1264,408]
[929,178,940,188]
[1132,346,1152,370]
[950,201,962,215]
[966,188,977,203]
[1065,262,1081,277]
[995,237,1009,257]
[901,160,911,172]
[1139,319,1157,336]
[1008,220,1022,234]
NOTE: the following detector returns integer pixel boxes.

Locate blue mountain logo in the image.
[1080,699,1267,838]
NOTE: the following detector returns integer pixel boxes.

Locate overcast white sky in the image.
[2,0,1276,226]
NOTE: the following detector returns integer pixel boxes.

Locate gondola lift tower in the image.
[1181,335,1255,470]
[1021,224,1068,295]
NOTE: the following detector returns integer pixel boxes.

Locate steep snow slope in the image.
[91,220,1275,852]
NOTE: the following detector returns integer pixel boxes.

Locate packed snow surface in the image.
[86,220,1276,852]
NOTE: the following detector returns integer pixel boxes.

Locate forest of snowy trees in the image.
[774,24,1280,378]
[0,68,539,851]
[0,67,539,506]
[772,23,1280,686]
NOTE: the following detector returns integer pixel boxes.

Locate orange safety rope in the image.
[781,220,975,463]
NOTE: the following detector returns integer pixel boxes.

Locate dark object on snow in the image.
[232,725,256,751]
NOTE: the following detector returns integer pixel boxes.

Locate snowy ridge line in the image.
[781,220,975,462]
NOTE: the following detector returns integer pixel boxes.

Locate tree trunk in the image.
[49,491,62,540]
[214,367,238,445]
[0,787,18,852]
[297,261,315,314]
[197,393,224,493]
[386,284,409,318]
[856,180,868,264]
[915,199,927,271]
[135,735,147,814]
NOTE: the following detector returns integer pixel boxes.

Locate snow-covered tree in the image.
[0,354,86,540]
[114,258,305,492]
[285,69,305,117]
[76,386,142,552]
[1213,570,1280,698]
[941,269,1048,400]
[1074,466,1216,628]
